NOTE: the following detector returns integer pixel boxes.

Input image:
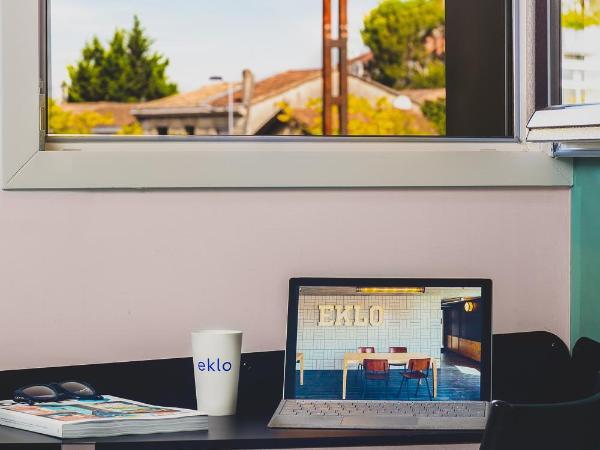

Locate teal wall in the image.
[572,159,600,344]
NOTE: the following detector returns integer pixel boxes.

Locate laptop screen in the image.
[285,279,492,402]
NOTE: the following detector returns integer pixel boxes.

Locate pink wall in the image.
[0,188,570,371]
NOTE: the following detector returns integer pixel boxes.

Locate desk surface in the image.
[0,414,482,449]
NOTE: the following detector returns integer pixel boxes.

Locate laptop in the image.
[269,278,492,430]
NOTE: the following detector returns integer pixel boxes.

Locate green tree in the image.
[361,0,445,89]
[411,60,445,89]
[67,16,177,102]
[421,98,446,134]
[66,37,106,102]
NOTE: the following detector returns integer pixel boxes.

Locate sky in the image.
[50,0,381,99]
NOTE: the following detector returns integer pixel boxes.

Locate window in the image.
[0,0,572,189]
[561,0,600,105]
[527,0,600,153]
[46,0,514,139]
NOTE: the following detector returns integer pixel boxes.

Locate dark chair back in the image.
[389,346,408,353]
[480,392,600,450]
[407,358,430,373]
[358,346,375,353]
[363,359,389,374]
[492,331,572,403]
[571,337,600,399]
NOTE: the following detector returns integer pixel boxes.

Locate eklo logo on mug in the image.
[197,358,232,372]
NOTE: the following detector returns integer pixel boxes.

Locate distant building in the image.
[130,64,443,136]
[349,53,375,79]
[425,28,446,58]
[562,26,600,104]
[55,53,445,136]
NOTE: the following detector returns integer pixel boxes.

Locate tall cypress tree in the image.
[67,37,105,102]
[66,16,178,103]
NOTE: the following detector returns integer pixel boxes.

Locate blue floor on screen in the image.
[295,353,480,401]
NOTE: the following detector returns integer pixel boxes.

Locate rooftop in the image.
[59,101,138,127]
[212,69,320,107]
[136,82,235,110]
[131,69,322,114]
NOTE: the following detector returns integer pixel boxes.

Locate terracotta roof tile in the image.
[60,102,137,127]
[133,70,321,112]
[129,66,443,115]
[138,82,234,110]
[211,69,321,107]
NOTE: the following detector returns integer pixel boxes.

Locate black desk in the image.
[2,333,573,450]
[0,415,481,449]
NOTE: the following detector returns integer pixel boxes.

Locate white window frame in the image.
[0,0,572,190]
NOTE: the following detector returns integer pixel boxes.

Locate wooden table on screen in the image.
[296,352,304,385]
[342,352,438,400]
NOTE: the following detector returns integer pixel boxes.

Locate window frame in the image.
[527,0,600,156]
[0,0,572,189]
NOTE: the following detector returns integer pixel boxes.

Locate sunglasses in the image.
[13,381,104,405]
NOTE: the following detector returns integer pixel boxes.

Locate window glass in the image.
[48,0,511,138]
[561,0,600,104]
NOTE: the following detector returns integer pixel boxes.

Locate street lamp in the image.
[209,76,234,135]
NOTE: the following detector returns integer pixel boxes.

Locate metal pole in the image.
[228,82,234,135]
[323,0,333,135]
[338,0,349,135]
[322,0,348,135]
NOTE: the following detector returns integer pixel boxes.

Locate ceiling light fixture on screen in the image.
[357,287,426,294]
[464,301,479,313]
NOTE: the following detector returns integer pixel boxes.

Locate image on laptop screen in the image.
[293,284,485,401]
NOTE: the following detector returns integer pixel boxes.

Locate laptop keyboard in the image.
[279,400,487,418]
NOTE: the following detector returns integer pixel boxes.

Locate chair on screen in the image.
[397,358,432,401]
[362,359,390,399]
[356,346,376,376]
[389,346,408,370]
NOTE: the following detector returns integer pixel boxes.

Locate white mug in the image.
[191,330,243,416]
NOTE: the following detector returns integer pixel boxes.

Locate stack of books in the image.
[0,395,207,438]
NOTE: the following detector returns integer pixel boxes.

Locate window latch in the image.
[39,79,46,149]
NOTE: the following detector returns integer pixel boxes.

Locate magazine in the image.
[0,395,208,438]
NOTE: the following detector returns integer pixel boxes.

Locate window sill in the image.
[4,142,573,190]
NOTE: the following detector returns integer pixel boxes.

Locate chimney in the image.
[61,81,69,103]
[241,69,255,135]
